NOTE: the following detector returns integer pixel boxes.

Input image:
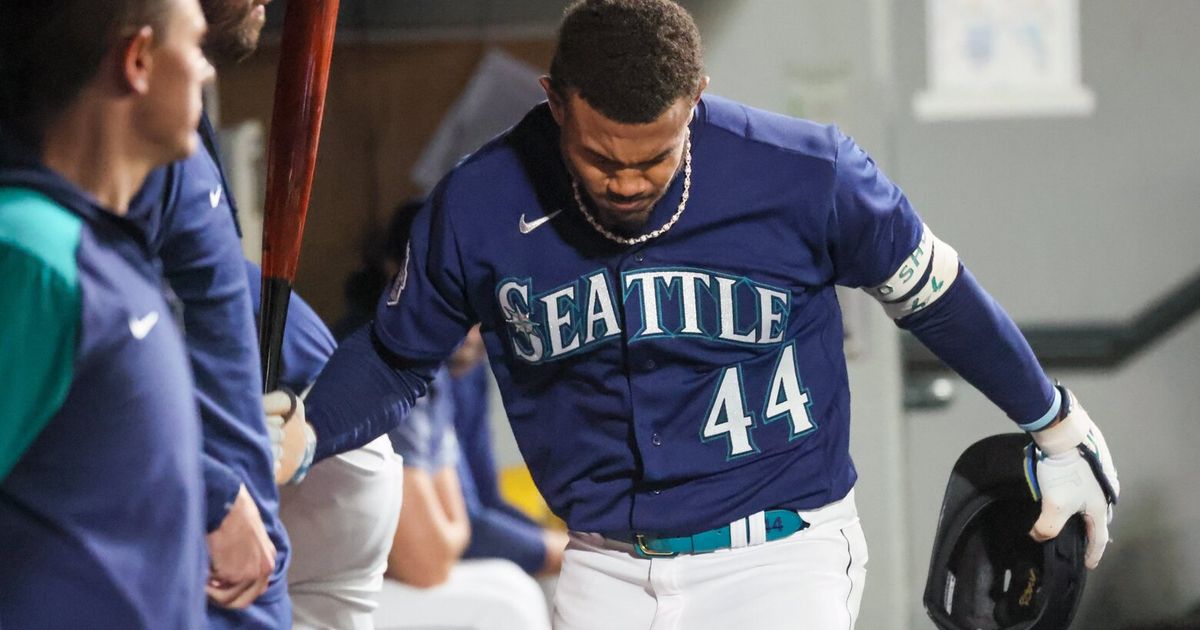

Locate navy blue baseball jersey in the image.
[307,95,1056,538]
[0,159,206,628]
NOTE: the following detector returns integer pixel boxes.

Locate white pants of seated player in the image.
[553,490,867,630]
[280,434,405,630]
[373,558,552,630]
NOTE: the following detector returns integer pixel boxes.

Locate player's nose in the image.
[607,172,650,200]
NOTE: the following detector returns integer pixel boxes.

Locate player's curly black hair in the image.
[548,0,704,124]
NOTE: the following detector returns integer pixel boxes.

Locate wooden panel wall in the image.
[218,40,555,323]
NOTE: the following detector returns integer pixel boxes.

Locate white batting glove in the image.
[1027,387,1119,569]
[263,389,316,485]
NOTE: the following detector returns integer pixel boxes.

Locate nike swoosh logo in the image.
[209,187,222,208]
[129,311,160,340]
[519,209,563,234]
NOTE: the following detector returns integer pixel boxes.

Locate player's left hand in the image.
[206,484,276,609]
[264,389,316,485]
[1027,387,1119,569]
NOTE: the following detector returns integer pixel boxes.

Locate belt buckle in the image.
[634,534,677,558]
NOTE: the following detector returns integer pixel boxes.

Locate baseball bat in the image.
[259,0,340,392]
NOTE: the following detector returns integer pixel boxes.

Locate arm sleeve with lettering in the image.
[824,132,1054,423]
[898,268,1055,424]
[0,244,78,480]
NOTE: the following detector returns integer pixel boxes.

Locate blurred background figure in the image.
[450,326,570,582]
[373,356,553,630]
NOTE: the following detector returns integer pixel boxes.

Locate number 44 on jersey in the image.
[701,343,817,460]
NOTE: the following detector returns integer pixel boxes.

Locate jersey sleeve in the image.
[0,194,82,480]
[827,131,925,289]
[372,183,475,362]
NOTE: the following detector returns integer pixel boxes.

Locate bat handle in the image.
[260,277,293,392]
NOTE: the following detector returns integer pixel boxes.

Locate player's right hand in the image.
[1027,388,1120,569]
[264,389,316,485]
[205,484,276,608]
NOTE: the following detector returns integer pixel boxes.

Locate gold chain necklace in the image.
[570,131,691,247]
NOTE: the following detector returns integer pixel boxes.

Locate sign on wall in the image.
[913,0,1094,120]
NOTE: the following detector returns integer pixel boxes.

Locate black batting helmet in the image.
[924,433,1088,630]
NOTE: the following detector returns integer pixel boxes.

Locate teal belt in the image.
[632,510,809,558]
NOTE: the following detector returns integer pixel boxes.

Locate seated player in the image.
[373,364,551,630]
[450,327,570,579]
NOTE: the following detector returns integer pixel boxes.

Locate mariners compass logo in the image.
[502,303,540,347]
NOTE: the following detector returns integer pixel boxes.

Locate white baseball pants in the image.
[280,435,405,630]
[553,490,867,630]
[373,559,552,630]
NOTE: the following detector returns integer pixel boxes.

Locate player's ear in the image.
[540,76,566,126]
[119,25,156,95]
[692,76,710,105]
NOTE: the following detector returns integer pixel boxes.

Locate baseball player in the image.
[128,2,405,626]
[289,1,1121,628]
[0,0,214,627]
[118,0,303,624]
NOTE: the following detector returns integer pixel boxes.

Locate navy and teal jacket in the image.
[0,149,206,628]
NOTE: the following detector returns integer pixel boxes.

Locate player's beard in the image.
[593,200,655,234]
[201,0,269,68]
